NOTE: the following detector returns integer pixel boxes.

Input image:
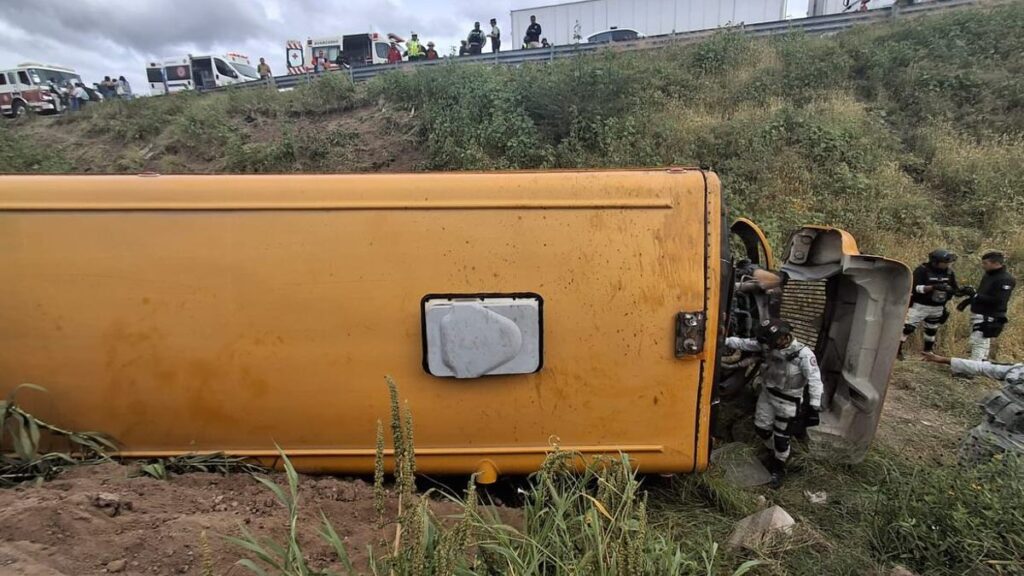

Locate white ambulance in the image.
[285,33,401,74]
[147,53,259,94]
[1,63,82,117]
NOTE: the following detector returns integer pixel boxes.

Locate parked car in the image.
[585,27,645,44]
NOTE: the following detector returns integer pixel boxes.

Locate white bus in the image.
[147,53,259,94]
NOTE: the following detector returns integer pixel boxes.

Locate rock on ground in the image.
[711,442,771,487]
[727,505,796,550]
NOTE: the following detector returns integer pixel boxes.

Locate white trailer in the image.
[510,0,787,47]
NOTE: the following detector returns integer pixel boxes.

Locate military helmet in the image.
[756,318,792,347]
[928,249,957,265]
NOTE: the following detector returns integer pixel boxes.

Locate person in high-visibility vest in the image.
[406,33,424,61]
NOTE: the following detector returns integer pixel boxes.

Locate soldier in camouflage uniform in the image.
[923,352,1024,463]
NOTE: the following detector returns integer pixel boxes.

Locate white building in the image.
[510,0,788,46]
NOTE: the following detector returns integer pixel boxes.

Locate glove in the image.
[957,286,976,297]
[805,405,821,427]
[956,297,972,312]
[734,259,756,279]
[933,283,952,293]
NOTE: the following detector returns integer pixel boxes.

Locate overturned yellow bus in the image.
[0,170,910,479]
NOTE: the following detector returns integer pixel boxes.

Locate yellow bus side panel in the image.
[0,170,720,475]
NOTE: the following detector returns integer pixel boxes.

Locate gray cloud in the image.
[2,1,275,56]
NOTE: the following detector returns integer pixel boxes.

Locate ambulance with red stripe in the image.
[285,33,403,74]
[145,53,259,95]
[1,63,81,117]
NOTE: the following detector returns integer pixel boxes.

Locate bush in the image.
[224,124,362,173]
[282,73,359,115]
[74,91,199,142]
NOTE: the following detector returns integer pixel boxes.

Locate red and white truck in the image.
[1,63,82,117]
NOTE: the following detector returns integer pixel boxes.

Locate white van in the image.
[152,53,259,93]
[285,33,399,74]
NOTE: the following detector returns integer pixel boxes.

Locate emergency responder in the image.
[726,319,823,488]
[957,251,1015,361]
[468,22,487,55]
[922,352,1022,385]
[899,249,968,359]
[406,33,424,61]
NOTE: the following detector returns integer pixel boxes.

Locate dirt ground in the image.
[0,360,992,576]
[0,462,466,576]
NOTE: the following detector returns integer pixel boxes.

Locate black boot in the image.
[767,457,786,490]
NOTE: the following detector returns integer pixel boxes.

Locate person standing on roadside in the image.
[468,22,486,55]
[406,33,424,61]
[99,76,113,99]
[71,82,90,111]
[459,40,470,56]
[425,42,439,60]
[525,15,542,48]
[387,42,403,64]
[957,251,1016,361]
[257,57,272,79]
[488,18,501,53]
[116,76,132,100]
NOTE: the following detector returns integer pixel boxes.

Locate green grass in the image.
[0,384,116,486]
[229,379,760,576]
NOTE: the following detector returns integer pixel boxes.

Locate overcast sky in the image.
[0,0,807,96]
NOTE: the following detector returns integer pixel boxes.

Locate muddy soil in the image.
[0,462,463,576]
